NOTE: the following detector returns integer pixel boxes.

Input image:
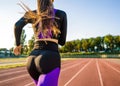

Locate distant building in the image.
[0,49,14,57]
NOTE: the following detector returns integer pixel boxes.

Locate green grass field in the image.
[0,57,26,63]
[0,57,26,69]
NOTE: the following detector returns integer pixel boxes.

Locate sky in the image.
[0,0,120,49]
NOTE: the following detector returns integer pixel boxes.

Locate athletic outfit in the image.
[14,9,67,86]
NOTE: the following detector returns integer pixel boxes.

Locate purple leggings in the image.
[36,68,60,86]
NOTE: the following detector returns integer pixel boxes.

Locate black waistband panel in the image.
[33,41,58,51]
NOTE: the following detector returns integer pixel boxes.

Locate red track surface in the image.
[0,58,120,86]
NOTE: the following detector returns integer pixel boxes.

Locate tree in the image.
[114,35,120,51]
[81,39,89,52]
[104,34,114,52]
[20,29,26,54]
[27,36,35,54]
[63,41,75,52]
[22,45,29,55]
[74,39,81,52]
[88,38,95,52]
[94,36,103,51]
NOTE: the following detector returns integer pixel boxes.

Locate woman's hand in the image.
[13,45,22,56]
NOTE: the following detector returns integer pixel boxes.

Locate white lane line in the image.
[61,61,80,68]
[96,60,104,86]
[64,59,93,86]
[0,70,27,76]
[24,82,34,86]
[0,67,25,73]
[103,61,120,74]
[61,60,86,72]
[0,74,29,83]
[24,60,87,86]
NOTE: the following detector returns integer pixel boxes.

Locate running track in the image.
[0,58,120,86]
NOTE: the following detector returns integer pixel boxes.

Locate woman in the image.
[13,0,67,86]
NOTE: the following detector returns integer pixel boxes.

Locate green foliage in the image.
[104,34,114,51]
[27,36,35,54]
[0,57,26,69]
[60,34,120,53]
[20,29,26,55]
[61,52,120,58]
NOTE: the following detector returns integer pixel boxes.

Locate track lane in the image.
[59,59,90,86]
[63,59,93,86]
[63,59,103,86]
[98,59,120,86]
[0,58,120,86]
[104,60,120,72]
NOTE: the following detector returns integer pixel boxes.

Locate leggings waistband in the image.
[33,41,58,51]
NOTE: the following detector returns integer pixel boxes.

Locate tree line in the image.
[59,34,120,53]
[24,34,120,54]
[6,30,120,55]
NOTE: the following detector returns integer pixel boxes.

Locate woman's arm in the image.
[58,11,67,46]
[14,17,28,46]
[14,16,29,55]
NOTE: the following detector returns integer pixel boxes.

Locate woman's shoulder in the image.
[55,9,67,17]
[55,9,66,14]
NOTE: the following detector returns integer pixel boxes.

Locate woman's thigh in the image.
[26,56,40,80]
